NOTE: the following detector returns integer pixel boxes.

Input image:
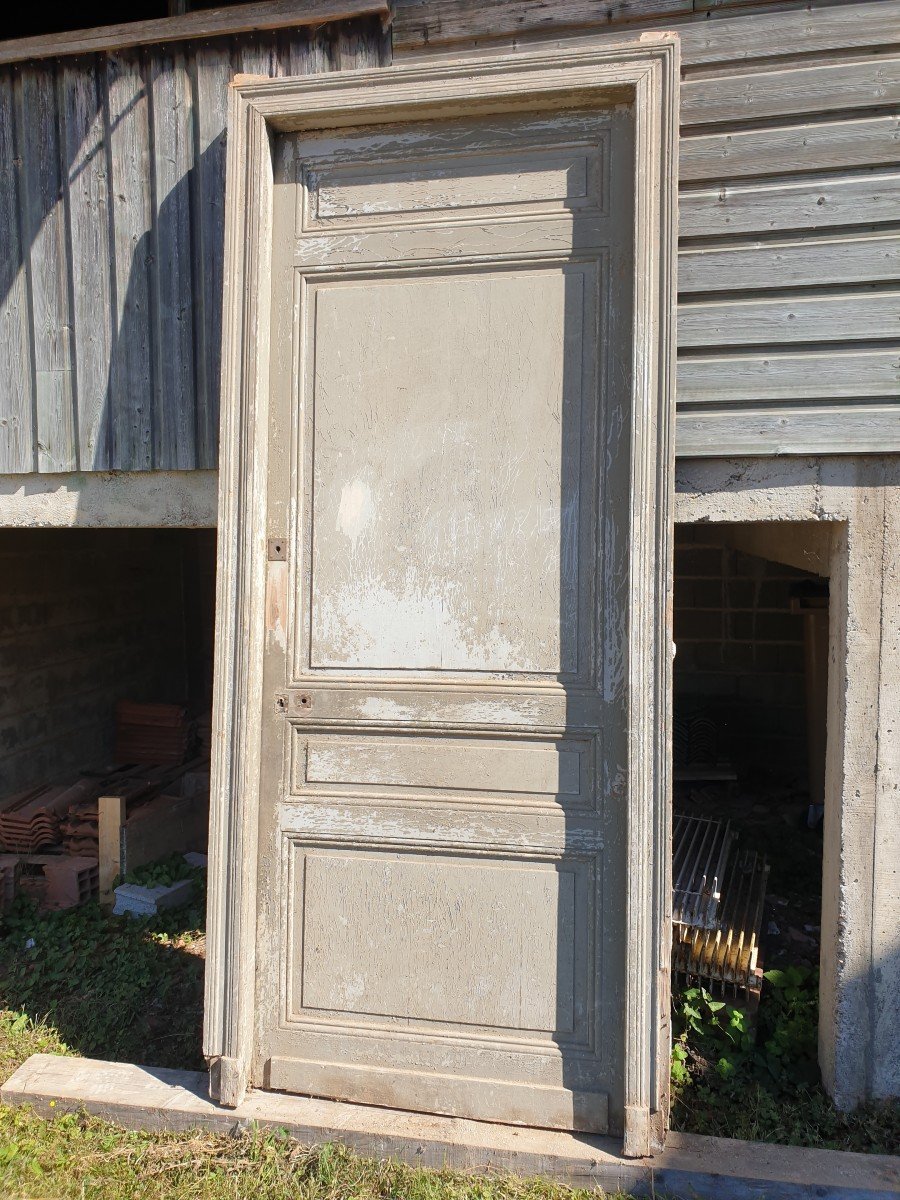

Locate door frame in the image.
[204,40,679,1156]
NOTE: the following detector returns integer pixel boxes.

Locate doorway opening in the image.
[0,525,215,894]
[0,527,215,1068]
[670,519,831,1135]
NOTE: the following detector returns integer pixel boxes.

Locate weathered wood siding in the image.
[1,1,897,469]
[396,0,900,456]
[0,18,388,473]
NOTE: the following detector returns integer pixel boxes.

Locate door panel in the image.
[255,104,635,1134]
[307,264,592,673]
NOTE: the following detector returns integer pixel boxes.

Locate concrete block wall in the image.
[0,529,192,794]
[673,526,814,783]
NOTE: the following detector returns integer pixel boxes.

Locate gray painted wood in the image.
[678,349,900,404]
[0,22,382,475]
[106,51,154,470]
[150,48,196,469]
[19,68,77,472]
[192,43,233,470]
[678,292,900,348]
[392,0,899,64]
[61,59,114,469]
[678,234,900,294]
[0,3,899,471]
[680,57,900,127]
[680,115,900,183]
[0,74,34,471]
[680,172,900,238]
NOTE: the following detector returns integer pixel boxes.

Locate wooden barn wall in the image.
[395,0,900,457]
[1,1,897,472]
[0,17,389,474]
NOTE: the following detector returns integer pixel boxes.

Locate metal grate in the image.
[672,812,770,1002]
[672,813,735,930]
[673,850,769,1001]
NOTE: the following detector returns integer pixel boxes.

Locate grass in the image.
[0,856,896,1198]
[0,876,618,1200]
[669,975,900,1154]
[0,858,206,1072]
[0,1084,603,1200]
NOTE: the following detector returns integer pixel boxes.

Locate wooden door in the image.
[207,47,678,1149]
[254,105,634,1134]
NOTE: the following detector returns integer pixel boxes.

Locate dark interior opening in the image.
[672,520,828,1002]
[0,528,216,795]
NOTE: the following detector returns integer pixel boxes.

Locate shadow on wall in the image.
[0,19,389,475]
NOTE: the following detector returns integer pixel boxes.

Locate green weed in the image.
[670,973,900,1152]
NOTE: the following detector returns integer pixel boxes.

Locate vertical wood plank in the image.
[106,50,154,470]
[236,32,280,79]
[334,16,390,69]
[18,66,77,472]
[0,70,35,471]
[192,41,233,470]
[98,793,126,905]
[61,57,113,470]
[281,28,314,76]
[150,47,197,469]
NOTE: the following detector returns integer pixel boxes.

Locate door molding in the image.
[205,40,679,1156]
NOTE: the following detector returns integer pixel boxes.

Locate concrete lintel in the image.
[0,470,218,528]
[3,1055,899,1200]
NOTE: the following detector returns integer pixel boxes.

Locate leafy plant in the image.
[121,853,195,890]
[0,861,207,1072]
[670,969,900,1152]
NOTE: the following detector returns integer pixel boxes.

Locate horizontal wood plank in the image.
[680,115,900,183]
[677,348,900,402]
[678,233,900,294]
[680,172,900,237]
[676,403,900,456]
[0,0,389,65]
[676,1,900,68]
[682,57,900,128]
[392,0,900,60]
[678,291,900,347]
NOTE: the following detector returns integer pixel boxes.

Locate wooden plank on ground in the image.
[680,172,900,237]
[0,0,389,66]
[677,348,900,403]
[106,51,154,470]
[681,57,900,127]
[678,233,900,294]
[61,58,113,471]
[150,48,197,470]
[680,115,900,183]
[0,72,34,472]
[18,68,77,472]
[678,291,900,348]
[192,42,233,469]
[676,404,900,456]
[98,793,126,905]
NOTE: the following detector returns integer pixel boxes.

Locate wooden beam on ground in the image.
[0,0,390,66]
[4,1053,900,1198]
[98,794,127,906]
